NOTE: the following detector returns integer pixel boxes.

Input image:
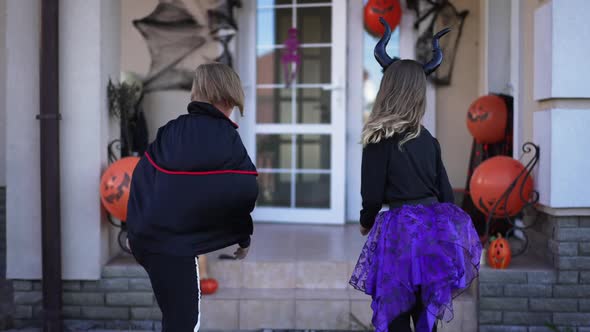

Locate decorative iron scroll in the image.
[484,142,540,257]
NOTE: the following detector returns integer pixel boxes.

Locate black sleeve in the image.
[238,236,251,249]
[360,140,389,229]
[435,139,455,204]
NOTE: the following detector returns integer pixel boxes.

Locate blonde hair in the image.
[190,63,245,116]
[362,60,426,148]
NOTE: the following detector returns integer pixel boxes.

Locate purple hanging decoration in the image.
[281,28,301,87]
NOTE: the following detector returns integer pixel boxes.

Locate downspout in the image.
[37,0,62,330]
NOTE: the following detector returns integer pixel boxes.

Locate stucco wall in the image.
[435,0,481,189]
[5,0,42,279]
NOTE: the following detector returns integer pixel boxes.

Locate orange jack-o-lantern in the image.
[487,234,512,269]
[100,157,140,221]
[466,95,507,144]
[470,156,534,218]
[364,0,402,37]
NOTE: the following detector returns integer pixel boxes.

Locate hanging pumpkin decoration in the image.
[487,234,512,269]
[470,156,534,218]
[100,157,140,221]
[364,0,402,37]
[466,95,507,144]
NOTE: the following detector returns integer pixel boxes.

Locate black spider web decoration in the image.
[133,0,241,93]
[411,0,468,86]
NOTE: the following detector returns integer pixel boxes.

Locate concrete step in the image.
[102,256,477,331]
[104,256,353,289]
[200,288,476,331]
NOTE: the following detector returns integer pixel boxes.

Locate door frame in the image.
[236,0,347,224]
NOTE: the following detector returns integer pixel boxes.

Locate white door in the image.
[238,0,346,224]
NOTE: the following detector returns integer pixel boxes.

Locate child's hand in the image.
[360,226,370,236]
[234,246,249,260]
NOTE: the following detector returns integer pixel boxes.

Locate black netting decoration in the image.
[413,0,468,86]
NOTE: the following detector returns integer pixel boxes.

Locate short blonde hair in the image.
[190,63,245,115]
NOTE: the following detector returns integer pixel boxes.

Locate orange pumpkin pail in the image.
[100,157,140,221]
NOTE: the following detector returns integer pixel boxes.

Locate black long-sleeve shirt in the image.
[360,127,454,229]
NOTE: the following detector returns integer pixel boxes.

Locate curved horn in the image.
[374,17,400,70]
[422,27,451,75]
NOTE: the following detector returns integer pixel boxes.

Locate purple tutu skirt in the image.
[350,203,482,332]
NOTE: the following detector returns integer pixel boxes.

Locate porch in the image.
[10,224,477,331]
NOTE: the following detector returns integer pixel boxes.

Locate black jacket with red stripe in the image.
[126,102,258,257]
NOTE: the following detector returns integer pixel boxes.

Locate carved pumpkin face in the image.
[487,235,511,269]
[364,0,402,37]
[100,157,140,221]
[102,173,131,205]
[466,95,507,144]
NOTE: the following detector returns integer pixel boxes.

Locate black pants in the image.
[132,247,201,332]
[388,291,437,332]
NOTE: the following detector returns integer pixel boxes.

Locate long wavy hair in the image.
[362,60,426,148]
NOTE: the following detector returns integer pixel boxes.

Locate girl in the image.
[126,63,258,331]
[350,19,482,332]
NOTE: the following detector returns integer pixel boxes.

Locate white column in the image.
[479,0,511,95]
[533,0,590,211]
[510,0,524,158]
[59,0,120,279]
[0,0,6,187]
[5,0,42,279]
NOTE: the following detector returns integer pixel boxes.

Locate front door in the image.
[239,0,346,223]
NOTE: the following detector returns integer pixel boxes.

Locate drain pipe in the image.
[37,0,62,331]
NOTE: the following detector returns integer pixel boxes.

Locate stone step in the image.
[103,287,474,331]
[101,256,477,331]
[199,288,475,331]
[104,256,354,289]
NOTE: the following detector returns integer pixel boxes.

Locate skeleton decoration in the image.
[374,17,450,74]
[408,0,468,85]
[133,0,242,93]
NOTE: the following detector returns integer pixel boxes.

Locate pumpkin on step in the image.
[487,234,512,269]
[198,255,219,295]
[200,278,219,295]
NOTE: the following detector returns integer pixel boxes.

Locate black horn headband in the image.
[374,17,451,75]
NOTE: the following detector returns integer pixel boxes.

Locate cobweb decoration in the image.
[208,0,242,67]
[133,0,242,92]
[412,0,468,86]
[133,1,207,92]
